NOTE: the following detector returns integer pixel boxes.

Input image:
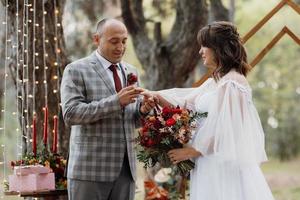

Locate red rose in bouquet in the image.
[136,105,207,176]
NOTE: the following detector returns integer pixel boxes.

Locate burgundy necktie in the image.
[109,64,122,93]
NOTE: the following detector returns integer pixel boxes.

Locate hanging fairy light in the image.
[52,0,60,153]
[21,0,29,150]
[42,0,48,107]
[15,0,23,162]
[25,0,30,147]
[1,0,9,197]
[32,0,37,116]
[54,0,60,94]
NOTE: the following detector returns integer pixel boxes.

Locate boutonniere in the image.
[127,73,138,86]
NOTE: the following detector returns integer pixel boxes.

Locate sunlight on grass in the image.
[262,156,300,200]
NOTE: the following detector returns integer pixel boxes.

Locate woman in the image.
[143,21,275,200]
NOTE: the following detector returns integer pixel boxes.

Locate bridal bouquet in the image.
[136,105,207,176]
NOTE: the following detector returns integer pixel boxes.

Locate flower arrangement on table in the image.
[136,105,207,176]
[4,108,67,192]
[10,149,67,190]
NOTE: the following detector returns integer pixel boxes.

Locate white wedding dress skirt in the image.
[159,71,275,200]
[189,156,274,200]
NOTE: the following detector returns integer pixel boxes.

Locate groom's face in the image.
[96,21,128,64]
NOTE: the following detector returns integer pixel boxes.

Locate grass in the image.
[261,156,300,200]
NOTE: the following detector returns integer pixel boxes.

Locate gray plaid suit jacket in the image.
[61,51,142,182]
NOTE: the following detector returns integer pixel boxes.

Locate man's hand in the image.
[140,91,158,114]
[118,86,144,107]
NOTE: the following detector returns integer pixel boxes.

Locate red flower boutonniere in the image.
[127,73,138,86]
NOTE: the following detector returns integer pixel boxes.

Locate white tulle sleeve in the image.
[192,79,268,164]
[157,79,214,111]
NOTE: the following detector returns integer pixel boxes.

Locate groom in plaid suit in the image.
[61,18,155,200]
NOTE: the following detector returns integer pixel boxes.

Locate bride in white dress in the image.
[143,21,275,200]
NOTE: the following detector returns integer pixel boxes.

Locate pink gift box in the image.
[14,165,52,175]
[9,173,55,192]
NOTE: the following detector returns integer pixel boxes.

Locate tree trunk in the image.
[121,0,208,90]
[229,0,235,22]
[210,0,229,22]
[2,0,69,157]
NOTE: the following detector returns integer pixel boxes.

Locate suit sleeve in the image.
[132,68,144,128]
[60,64,122,126]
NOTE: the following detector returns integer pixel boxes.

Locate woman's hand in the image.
[141,90,159,102]
[140,90,159,114]
[141,90,174,108]
[168,147,202,164]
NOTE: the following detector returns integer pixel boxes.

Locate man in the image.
[61,18,155,200]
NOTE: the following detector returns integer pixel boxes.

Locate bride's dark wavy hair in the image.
[197,21,251,80]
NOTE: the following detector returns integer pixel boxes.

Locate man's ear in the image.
[93,34,100,46]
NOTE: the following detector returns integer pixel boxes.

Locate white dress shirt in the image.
[95,50,125,89]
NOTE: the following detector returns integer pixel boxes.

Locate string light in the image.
[32,0,36,115]
[1,4,63,196]
[16,0,23,163]
[26,0,30,147]
[1,1,9,197]
[43,0,48,106]
[21,0,27,151]
[54,0,61,152]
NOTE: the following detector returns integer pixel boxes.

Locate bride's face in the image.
[199,46,217,69]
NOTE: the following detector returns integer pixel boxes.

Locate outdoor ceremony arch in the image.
[193,0,300,87]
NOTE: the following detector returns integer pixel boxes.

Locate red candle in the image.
[32,114,37,157]
[43,107,48,145]
[52,115,58,154]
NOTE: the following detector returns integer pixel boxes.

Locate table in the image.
[5,189,68,199]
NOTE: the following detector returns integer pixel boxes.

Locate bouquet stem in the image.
[176,159,195,176]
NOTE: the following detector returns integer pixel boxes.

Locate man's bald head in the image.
[95,18,127,36]
[93,18,128,63]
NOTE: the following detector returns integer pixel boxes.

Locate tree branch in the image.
[166,0,208,85]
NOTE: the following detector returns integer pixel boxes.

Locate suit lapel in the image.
[120,63,128,87]
[89,52,115,95]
